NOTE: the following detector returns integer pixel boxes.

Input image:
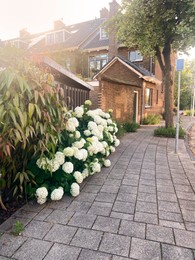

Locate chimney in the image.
[108,0,120,61]
[19,28,30,39]
[53,20,65,30]
[100,8,109,19]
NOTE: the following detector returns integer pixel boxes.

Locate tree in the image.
[114,0,195,127]
[174,59,195,110]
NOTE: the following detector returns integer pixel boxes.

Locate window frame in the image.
[129,50,143,62]
[145,88,153,108]
[100,28,108,40]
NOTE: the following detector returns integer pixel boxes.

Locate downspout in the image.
[141,80,146,124]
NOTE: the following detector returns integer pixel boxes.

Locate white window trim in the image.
[129,50,143,62]
[100,28,108,40]
[45,29,67,45]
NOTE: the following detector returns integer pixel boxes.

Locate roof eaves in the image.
[42,56,94,91]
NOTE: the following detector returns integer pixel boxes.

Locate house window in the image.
[89,54,108,78]
[55,31,65,43]
[100,28,108,40]
[145,88,152,107]
[46,33,55,45]
[129,50,143,62]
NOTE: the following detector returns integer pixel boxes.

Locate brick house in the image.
[94,56,163,123]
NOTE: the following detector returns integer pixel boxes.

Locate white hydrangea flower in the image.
[104,113,110,119]
[70,182,80,197]
[80,149,88,161]
[36,187,48,199]
[102,141,108,148]
[74,106,84,118]
[73,140,84,149]
[114,139,120,147]
[84,130,91,136]
[88,121,98,130]
[51,187,64,201]
[86,110,95,118]
[36,157,48,169]
[84,100,92,106]
[37,197,47,205]
[110,146,116,153]
[74,149,84,160]
[73,171,83,184]
[94,115,103,125]
[75,131,81,139]
[62,162,74,174]
[108,126,114,132]
[51,160,60,172]
[63,147,74,157]
[66,120,76,132]
[107,119,113,124]
[82,168,89,179]
[104,159,111,167]
[97,125,104,132]
[92,162,101,173]
[55,151,65,165]
[106,150,110,156]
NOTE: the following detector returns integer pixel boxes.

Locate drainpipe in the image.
[141,80,146,124]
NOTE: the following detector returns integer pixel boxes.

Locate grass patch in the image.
[143,114,161,125]
[154,127,185,138]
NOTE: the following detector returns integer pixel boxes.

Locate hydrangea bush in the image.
[28,101,120,204]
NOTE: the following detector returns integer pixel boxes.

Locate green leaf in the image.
[28,103,35,119]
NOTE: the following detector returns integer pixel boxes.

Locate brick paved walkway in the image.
[0,125,195,260]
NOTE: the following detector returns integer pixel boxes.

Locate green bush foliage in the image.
[184,110,195,116]
[143,114,161,125]
[123,121,140,132]
[116,122,126,137]
[0,58,66,205]
[154,127,185,138]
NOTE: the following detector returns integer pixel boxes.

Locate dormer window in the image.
[100,28,108,40]
[129,50,143,62]
[46,30,67,45]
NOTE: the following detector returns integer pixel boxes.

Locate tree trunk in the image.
[163,42,174,128]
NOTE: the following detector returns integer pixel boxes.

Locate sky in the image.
[0,0,194,59]
[0,0,121,40]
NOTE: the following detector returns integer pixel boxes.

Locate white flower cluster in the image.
[70,182,80,197]
[51,187,64,201]
[35,102,120,205]
[36,187,48,204]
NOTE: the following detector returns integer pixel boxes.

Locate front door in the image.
[133,91,138,123]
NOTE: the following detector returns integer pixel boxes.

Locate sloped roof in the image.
[94,56,161,84]
[42,57,94,91]
[82,32,109,51]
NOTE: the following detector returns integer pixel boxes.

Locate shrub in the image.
[116,122,126,137]
[143,114,161,125]
[0,59,66,207]
[27,101,120,204]
[184,110,195,116]
[154,127,185,138]
[123,121,140,132]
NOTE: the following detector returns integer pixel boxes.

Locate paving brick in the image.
[92,216,120,233]
[138,185,156,194]
[45,209,74,224]
[0,233,27,257]
[157,185,175,193]
[104,179,122,186]
[44,224,77,244]
[82,184,102,194]
[159,220,185,229]
[174,184,193,193]
[185,222,195,232]
[181,209,195,222]
[136,201,157,214]
[174,229,195,249]
[157,192,177,202]
[116,192,136,203]
[176,192,195,200]
[68,212,96,228]
[13,209,37,219]
[130,237,161,260]
[112,256,133,260]
[12,238,52,260]
[162,243,194,260]
[137,192,157,203]
[95,192,117,203]
[179,199,195,211]
[134,212,158,224]
[113,201,135,214]
[44,243,81,260]
[22,220,53,239]
[99,233,131,257]
[110,212,134,221]
[67,201,92,213]
[70,228,103,250]
[33,208,54,221]
[119,220,145,239]
[101,185,120,194]
[74,192,96,202]
[139,179,156,186]
[78,249,111,260]
[146,224,174,244]
[119,185,138,194]
[21,203,45,213]
[122,178,139,186]
[158,201,181,213]
[159,211,183,222]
